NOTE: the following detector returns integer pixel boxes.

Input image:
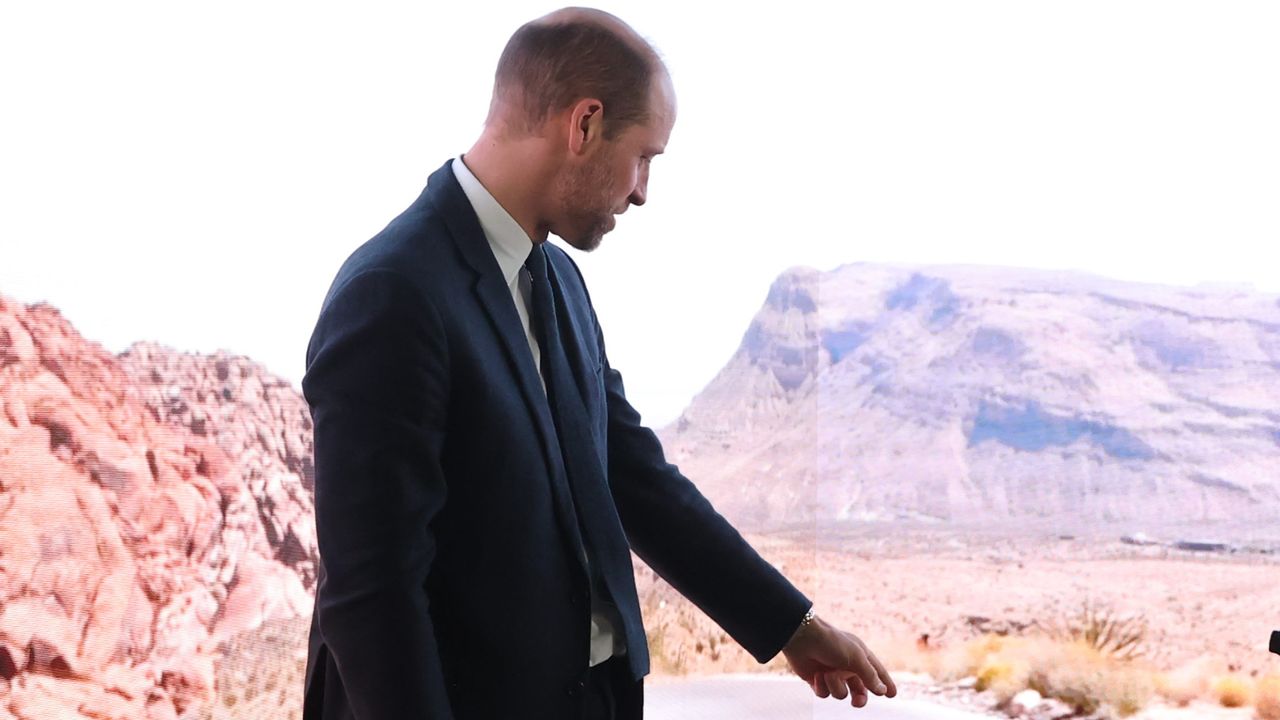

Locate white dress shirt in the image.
[451,156,625,667]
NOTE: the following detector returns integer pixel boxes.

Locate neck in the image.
[462,131,554,245]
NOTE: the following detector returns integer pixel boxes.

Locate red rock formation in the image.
[0,295,315,719]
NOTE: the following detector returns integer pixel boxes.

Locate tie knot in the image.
[525,243,548,282]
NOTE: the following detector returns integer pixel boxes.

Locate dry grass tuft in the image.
[1154,655,1222,707]
[1255,675,1280,719]
[1036,598,1148,661]
[895,634,1280,718]
[1028,640,1154,716]
[927,633,1155,716]
[1211,674,1252,708]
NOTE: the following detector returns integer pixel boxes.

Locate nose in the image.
[628,167,649,207]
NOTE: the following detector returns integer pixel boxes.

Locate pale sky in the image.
[1,1,1277,427]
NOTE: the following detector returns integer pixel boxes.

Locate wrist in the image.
[785,607,819,651]
[798,607,817,631]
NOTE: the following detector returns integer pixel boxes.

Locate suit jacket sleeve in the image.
[598,323,813,664]
[303,269,455,718]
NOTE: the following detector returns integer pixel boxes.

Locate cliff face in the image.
[0,295,314,720]
[659,265,1280,532]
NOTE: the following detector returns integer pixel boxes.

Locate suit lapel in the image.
[422,161,589,572]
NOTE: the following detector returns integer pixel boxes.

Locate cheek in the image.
[594,166,623,200]
[615,162,640,195]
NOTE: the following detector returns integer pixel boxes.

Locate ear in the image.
[566,98,605,156]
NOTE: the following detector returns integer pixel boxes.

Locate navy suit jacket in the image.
[301,160,811,719]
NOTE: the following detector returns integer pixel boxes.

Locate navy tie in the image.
[524,243,641,662]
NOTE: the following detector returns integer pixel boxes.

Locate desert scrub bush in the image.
[1212,674,1252,708]
[964,634,1012,676]
[1022,641,1101,714]
[975,656,1031,703]
[1153,656,1220,707]
[925,633,1011,684]
[1012,639,1153,717]
[1154,671,1200,707]
[1037,598,1148,661]
[1255,675,1280,719]
[926,634,1035,690]
[923,628,1158,717]
[975,658,1012,692]
[1106,669,1156,717]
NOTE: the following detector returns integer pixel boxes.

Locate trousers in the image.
[583,655,643,720]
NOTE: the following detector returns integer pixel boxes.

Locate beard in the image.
[552,154,620,252]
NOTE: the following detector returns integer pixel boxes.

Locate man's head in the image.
[477,8,676,251]
[489,8,658,141]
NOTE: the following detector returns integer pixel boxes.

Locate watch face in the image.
[1272,631,1280,656]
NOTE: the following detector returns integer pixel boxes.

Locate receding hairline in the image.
[530,7,656,57]
[513,8,669,87]
[487,8,670,135]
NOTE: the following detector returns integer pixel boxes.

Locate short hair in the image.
[491,19,657,140]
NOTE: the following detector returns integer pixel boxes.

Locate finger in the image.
[844,674,869,708]
[863,647,897,698]
[840,636,888,697]
[824,672,848,700]
[811,673,829,699]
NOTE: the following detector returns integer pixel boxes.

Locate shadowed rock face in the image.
[0,295,314,720]
[968,400,1155,460]
[659,264,1280,532]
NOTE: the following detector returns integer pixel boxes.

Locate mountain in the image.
[0,295,314,719]
[656,264,1280,533]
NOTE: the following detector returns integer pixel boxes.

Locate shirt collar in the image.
[452,156,534,285]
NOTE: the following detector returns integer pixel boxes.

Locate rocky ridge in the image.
[0,295,314,720]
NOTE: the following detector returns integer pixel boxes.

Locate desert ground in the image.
[633,521,1280,718]
[205,521,1280,719]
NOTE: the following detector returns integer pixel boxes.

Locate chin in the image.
[555,225,608,252]
[564,234,604,253]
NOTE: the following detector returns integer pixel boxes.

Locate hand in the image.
[781,612,897,709]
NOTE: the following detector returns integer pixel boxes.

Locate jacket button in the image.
[567,679,585,697]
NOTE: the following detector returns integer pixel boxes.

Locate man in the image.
[302,8,896,719]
